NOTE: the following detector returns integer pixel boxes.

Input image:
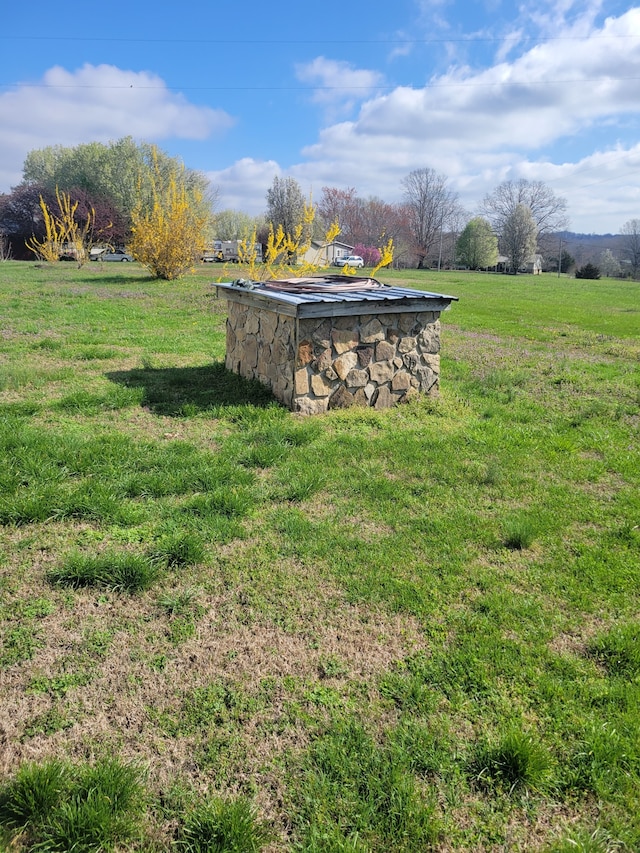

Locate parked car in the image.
[333,255,364,268]
[91,248,134,262]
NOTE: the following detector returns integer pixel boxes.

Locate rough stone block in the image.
[357,346,374,367]
[332,328,359,354]
[376,340,396,361]
[392,371,411,391]
[244,337,258,370]
[329,384,355,409]
[369,360,394,383]
[312,348,333,372]
[295,368,310,395]
[296,396,329,415]
[334,351,359,380]
[311,373,333,397]
[345,368,368,388]
[360,318,385,343]
[398,336,417,353]
[373,384,393,409]
[297,340,314,366]
[261,310,278,339]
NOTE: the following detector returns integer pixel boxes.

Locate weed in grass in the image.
[75,346,119,360]
[157,680,262,737]
[59,482,146,526]
[196,728,249,779]
[587,621,640,678]
[292,717,439,850]
[28,758,145,853]
[31,337,63,352]
[389,718,454,778]
[149,531,206,568]
[176,795,271,853]
[183,487,255,519]
[562,716,640,798]
[36,791,137,852]
[502,515,537,550]
[27,671,92,698]
[0,625,43,667]
[469,729,551,795]
[476,458,503,486]
[233,420,321,469]
[16,597,55,619]
[269,466,326,502]
[157,587,203,617]
[48,551,161,593]
[318,654,349,680]
[379,665,438,714]
[168,616,197,645]
[77,758,146,817]
[549,826,625,853]
[21,707,74,739]
[378,651,443,713]
[81,627,114,659]
[0,760,70,828]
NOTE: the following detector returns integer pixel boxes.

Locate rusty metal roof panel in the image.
[214,277,458,318]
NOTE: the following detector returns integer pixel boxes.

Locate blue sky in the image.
[1,0,639,233]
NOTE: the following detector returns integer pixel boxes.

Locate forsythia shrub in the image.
[130,149,208,280]
[231,208,393,282]
[26,189,93,265]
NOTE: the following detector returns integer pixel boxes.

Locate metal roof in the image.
[214,277,458,319]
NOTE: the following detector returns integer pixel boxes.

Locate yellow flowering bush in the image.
[130,148,209,280]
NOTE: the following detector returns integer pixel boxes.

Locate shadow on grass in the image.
[106,361,277,416]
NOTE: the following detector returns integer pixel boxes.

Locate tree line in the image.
[1,138,639,279]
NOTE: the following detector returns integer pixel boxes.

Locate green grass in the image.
[0,757,146,851]
[176,795,272,852]
[47,551,161,592]
[0,260,639,850]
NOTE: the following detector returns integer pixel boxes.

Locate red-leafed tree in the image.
[0,183,129,259]
[0,183,57,259]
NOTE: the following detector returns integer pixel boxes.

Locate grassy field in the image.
[0,259,638,852]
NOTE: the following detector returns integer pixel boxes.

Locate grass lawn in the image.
[0,259,638,851]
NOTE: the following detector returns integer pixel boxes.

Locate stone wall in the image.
[225,301,441,415]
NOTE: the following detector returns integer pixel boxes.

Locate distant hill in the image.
[551,231,626,267]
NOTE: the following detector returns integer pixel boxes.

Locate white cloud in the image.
[206,158,281,216]
[275,6,640,232]
[0,63,234,192]
[295,57,384,113]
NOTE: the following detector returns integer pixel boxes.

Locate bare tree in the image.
[266,176,306,242]
[620,218,640,278]
[0,231,12,261]
[401,168,460,268]
[317,186,359,240]
[502,204,538,273]
[599,248,621,278]
[481,179,569,241]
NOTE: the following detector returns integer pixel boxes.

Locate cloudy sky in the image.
[2,0,639,234]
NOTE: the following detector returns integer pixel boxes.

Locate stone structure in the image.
[217,278,457,415]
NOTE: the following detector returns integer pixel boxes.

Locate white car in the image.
[333,255,364,268]
[91,248,134,262]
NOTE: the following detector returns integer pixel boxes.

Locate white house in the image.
[300,240,354,267]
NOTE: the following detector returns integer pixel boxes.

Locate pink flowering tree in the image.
[353,244,381,267]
